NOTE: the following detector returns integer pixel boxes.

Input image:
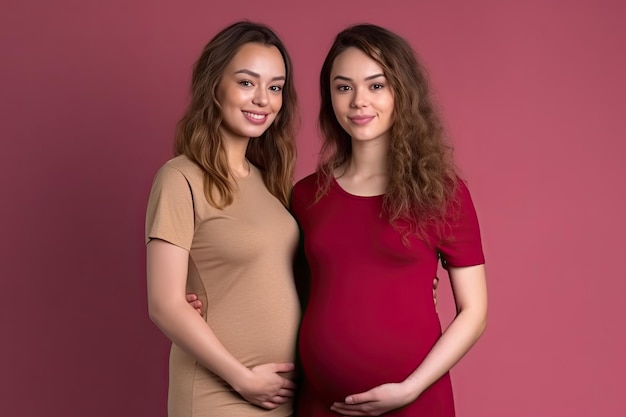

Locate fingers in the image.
[280,378,297,390]
[258,392,292,409]
[260,387,294,408]
[433,276,439,311]
[189,301,202,315]
[271,362,295,373]
[259,401,279,410]
[345,391,374,405]
[330,403,371,416]
[277,388,295,397]
[242,362,298,410]
[184,294,203,315]
[272,394,291,403]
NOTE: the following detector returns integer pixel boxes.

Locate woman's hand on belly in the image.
[330,382,416,416]
[234,362,297,410]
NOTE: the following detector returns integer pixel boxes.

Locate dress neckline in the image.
[330,176,385,200]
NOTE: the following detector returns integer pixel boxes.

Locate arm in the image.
[147,239,295,409]
[330,264,487,416]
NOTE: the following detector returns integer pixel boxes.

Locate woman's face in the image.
[217,42,286,142]
[329,47,394,144]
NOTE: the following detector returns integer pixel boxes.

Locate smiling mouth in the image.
[243,111,267,120]
[349,115,375,125]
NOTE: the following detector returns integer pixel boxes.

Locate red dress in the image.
[290,173,485,417]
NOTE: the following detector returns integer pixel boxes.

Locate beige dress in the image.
[145,155,301,417]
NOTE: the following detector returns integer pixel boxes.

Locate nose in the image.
[252,87,269,107]
[351,87,368,108]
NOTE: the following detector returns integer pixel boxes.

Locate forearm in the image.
[149,300,250,390]
[402,307,487,398]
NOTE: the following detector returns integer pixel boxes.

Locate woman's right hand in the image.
[234,362,297,409]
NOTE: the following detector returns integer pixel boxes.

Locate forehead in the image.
[331,47,384,77]
[226,42,286,75]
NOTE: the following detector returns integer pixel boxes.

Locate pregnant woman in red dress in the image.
[291,24,487,416]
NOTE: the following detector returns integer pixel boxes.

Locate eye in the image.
[336,85,352,92]
[371,83,384,90]
[239,80,253,87]
[269,85,283,93]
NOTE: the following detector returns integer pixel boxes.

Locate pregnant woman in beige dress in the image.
[145,21,300,417]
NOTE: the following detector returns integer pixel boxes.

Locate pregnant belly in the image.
[209,292,301,367]
[298,302,442,403]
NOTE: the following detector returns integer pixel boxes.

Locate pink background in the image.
[1,1,625,416]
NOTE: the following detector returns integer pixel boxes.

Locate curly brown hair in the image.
[317,23,458,239]
[175,21,298,208]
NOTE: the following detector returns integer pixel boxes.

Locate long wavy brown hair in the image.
[175,21,298,208]
[317,24,458,239]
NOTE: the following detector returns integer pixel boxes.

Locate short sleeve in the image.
[437,180,485,269]
[145,165,195,250]
[290,173,316,222]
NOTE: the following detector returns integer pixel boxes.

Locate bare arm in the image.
[331,264,487,416]
[147,239,295,409]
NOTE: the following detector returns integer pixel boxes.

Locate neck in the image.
[224,137,251,178]
[333,138,389,197]
[342,138,388,178]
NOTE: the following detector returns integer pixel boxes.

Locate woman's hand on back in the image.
[185,293,203,315]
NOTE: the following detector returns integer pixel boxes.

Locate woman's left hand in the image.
[330,382,416,416]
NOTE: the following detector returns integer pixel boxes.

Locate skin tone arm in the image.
[330,264,487,416]
[147,239,296,410]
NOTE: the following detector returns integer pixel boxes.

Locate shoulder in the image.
[160,155,202,178]
[451,176,478,214]
[292,172,319,200]
[441,176,482,239]
[151,155,203,188]
[293,172,319,193]
[455,176,472,198]
[291,172,319,210]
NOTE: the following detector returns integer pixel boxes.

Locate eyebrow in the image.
[234,69,286,81]
[333,73,385,82]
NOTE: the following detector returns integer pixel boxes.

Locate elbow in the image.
[148,305,159,325]
[477,315,487,338]
[148,297,184,328]
[148,301,167,326]
[457,307,487,339]
[148,305,157,323]
[472,306,488,340]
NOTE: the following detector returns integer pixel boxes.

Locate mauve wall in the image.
[1,1,624,416]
